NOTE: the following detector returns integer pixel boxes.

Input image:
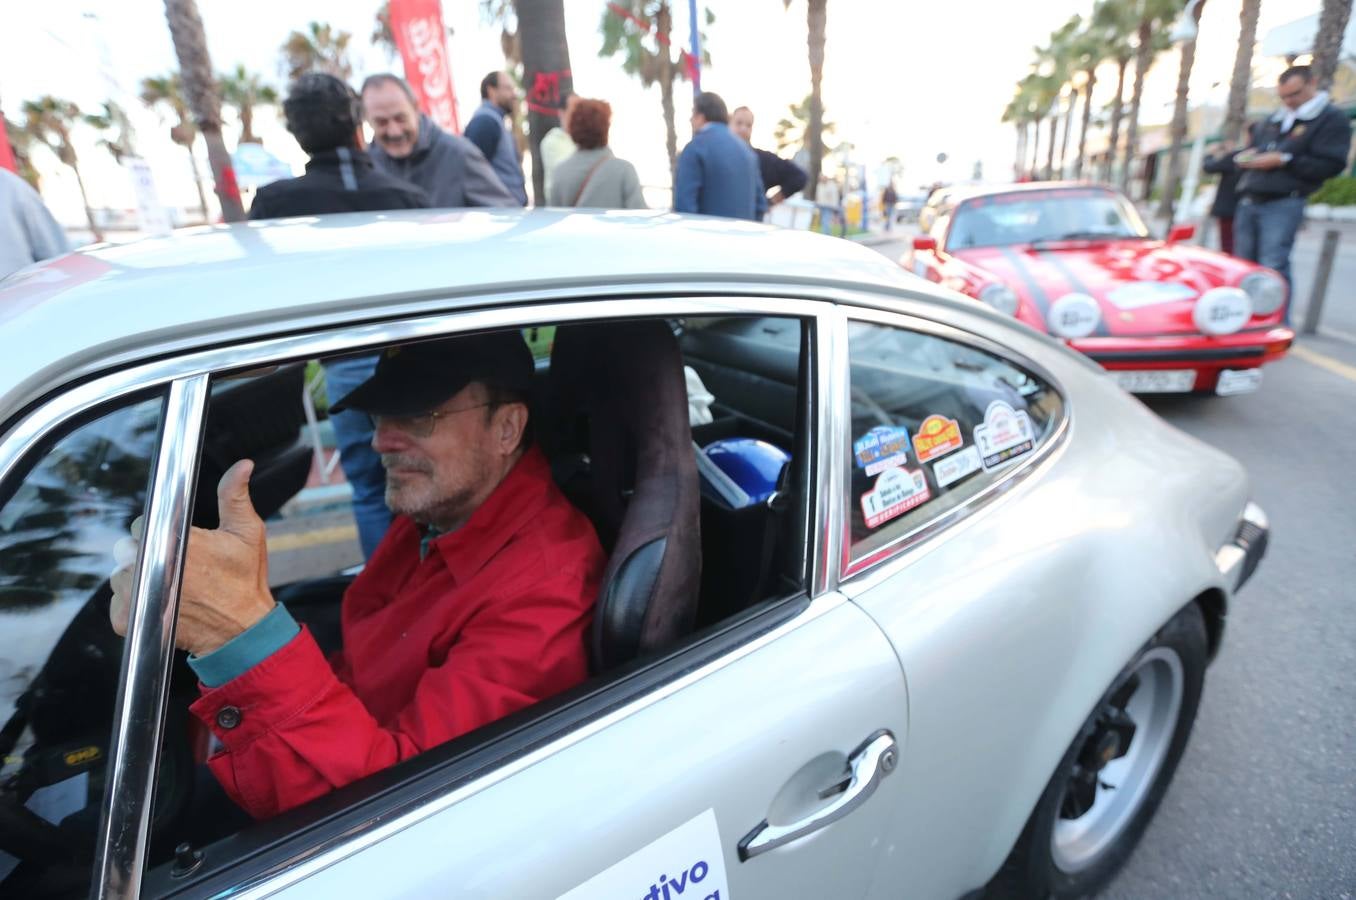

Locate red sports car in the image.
[904,183,1294,395]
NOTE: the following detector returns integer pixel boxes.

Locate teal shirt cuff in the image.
[188,604,301,688]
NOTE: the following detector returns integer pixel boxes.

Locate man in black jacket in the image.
[250,72,431,560]
[250,73,430,220]
[731,106,808,205]
[1233,66,1352,309]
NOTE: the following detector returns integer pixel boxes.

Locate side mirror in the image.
[913,235,938,252]
[1166,223,1195,244]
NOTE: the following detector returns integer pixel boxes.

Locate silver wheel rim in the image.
[1051,646,1184,873]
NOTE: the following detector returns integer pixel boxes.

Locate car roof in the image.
[0,209,919,420]
[939,181,1123,206]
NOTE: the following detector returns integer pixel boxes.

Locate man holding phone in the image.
[1231,66,1352,317]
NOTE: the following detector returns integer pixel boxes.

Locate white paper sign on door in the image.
[557,808,730,900]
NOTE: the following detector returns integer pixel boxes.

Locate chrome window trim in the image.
[811,305,849,596]
[833,304,1073,586]
[93,375,208,900]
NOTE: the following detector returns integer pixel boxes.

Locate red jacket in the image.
[190,447,605,818]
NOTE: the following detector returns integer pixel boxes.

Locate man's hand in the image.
[110,460,275,656]
[1237,151,1286,170]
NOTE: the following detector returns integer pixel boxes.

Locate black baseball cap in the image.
[331,331,534,416]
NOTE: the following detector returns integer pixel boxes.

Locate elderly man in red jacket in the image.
[112,331,604,819]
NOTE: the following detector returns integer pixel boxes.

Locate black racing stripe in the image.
[1087,347,1267,363]
[1038,250,1112,336]
[998,247,1050,319]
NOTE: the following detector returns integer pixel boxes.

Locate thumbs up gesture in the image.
[109,460,276,656]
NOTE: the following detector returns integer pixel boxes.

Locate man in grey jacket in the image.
[0,168,70,280]
[360,74,515,208]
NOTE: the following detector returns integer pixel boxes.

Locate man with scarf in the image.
[1233,65,1352,315]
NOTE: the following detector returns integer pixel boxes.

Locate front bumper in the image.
[1072,327,1295,390]
[1215,501,1270,594]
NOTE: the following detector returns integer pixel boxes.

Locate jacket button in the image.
[215,706,242,730]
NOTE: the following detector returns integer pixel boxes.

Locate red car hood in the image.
[953,240,1264,336]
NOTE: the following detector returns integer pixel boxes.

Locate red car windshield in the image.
[946,189,1151,250]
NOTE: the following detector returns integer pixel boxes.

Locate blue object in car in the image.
[703,438,791,505]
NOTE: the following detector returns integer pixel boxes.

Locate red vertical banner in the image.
[389,0,460,134]
[0,120,16,174]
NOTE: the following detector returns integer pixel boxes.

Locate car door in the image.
[87,297,912,900]
[246,301,908,900]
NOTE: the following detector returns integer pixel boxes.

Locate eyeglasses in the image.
[1279,86,1307,102]
[373,402,491,438]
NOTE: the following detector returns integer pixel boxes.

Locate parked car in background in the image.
[904,183,1294,395]
[0,210,1266,898]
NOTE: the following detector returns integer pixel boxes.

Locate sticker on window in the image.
[860,466,931,528]
[933,445,982,488]
[557,808,729,900]
[974,401,1035,470]
[854,425,911,469]
[912,414,964,463]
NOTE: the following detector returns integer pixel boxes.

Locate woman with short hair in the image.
[546,98,647,209]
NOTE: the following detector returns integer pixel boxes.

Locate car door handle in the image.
[737,729,898,861]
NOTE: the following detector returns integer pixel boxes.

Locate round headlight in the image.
[1194,287,1252,335]
[1240,271,1287,315]
[978,283,1020,316]
[1047,292,1101,339]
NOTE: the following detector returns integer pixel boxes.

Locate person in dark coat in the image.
[250,72,431,560]
[1232,65,1353,307]
[1203,135,1246,256]
[730,106,808,205]
[673,92,768,221]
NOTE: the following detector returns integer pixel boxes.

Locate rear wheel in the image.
[988,602,1208,898]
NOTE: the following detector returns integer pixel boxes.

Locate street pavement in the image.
[868,233,1356,899]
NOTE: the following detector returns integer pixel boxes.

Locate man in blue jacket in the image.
[673,92,767,221]
[464,71,529,206]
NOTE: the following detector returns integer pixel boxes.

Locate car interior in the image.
[127,314,812,891]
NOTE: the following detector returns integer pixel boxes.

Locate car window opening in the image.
[132,314,811,888]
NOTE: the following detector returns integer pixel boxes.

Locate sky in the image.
[0,0,1326,225]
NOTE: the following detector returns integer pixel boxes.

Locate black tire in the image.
[986,602,1208,899]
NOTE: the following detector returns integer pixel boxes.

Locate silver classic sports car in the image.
[0,210,1267,899]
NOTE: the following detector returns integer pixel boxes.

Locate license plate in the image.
[1112,369,1197,393]
[1216,368,1263,396]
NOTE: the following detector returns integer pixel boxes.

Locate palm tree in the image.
[1222,0,1261,145]
[600,1,713,178]
[518,0,572,205]
[1094,0,1139,183]
[219,65,278,145]
[481,0,523,73]
[1003,89,1038,179]
[281,21,354,82]
[1157,0,1208,221]
[22,96,101,240]
[1041,16,1082,178]
[1121,0,1178,195]
[142,74,209,220]
[783,0,828,201]
[84,100,137,163]
[1067,21,1109,180]
[372,2,398,59]
[165,0,245,222]
[1312,0,1354,93]
[773,94,835,155]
